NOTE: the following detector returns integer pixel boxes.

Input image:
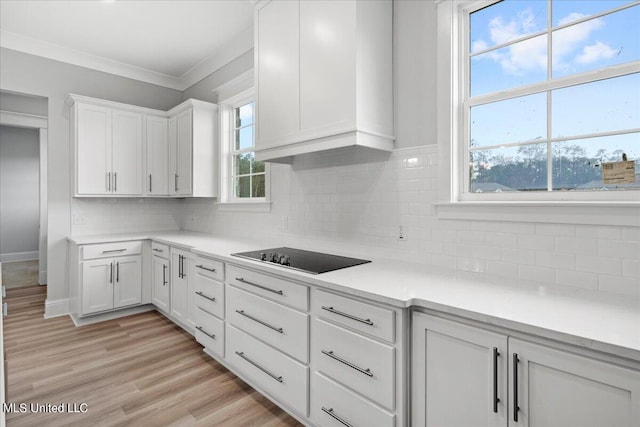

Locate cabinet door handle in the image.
[235,277,283,295]
[196,264,216,273]
[107,172,111,191]
[235,310,283,333]
[321,350,373,377]
[113,172,117,192]
[116,262,120,283]
[152,248,163,253]
[149,174,152,193]
[235,351,283,383]
[175,173,178,192]
[162,264,167,285]
[321,306,374,326]
[493,347,500,413]
[109,262,113,283]
[513,353,519,422]
[321,407,353,427]
[195,326,215,340]
[102,249,126,254]
[195,291,215,302]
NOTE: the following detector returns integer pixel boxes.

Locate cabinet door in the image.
[152,256,170,312]
[113,255,142,308]
[412,313,508,427]
[175,109,192,196]
[168,115,178,195]
[509,338,640,427]
[76,103,112,195]
[171,251,188,323]
[299,0,355,135]
[112,110,143,195]
[146,115,168,196]
[81,258,114,315]
[256,0,299,146]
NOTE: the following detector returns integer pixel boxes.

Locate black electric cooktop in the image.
[231,247,371,275]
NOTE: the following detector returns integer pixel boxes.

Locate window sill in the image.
[434,201,640,227]
[216,201,272,213]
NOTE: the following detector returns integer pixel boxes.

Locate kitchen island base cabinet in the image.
[412,312,640,427]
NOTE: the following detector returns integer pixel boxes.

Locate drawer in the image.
[151,242,169,259]
[314,318,395,410]
[82,241,142,260]
[194,256,224,282]
[226,264,308,311]
[194,274,224,319]
[227,325,308,417]
[227,286,309,363]
[195,308,224,358]
[313,290,395,343]
[312,373,394,427]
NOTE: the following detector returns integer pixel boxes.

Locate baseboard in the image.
[0,251,39,263]
[38,270,47,285]
[70,304,155,327]
[44,298,70,319]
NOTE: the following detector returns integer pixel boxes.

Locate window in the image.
[461,0,640,199]
[218,89,270,209]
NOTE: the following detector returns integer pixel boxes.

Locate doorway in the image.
[0,91,48,289]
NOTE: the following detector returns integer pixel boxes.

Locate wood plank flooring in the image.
[1,261,40,289]
[3,286,303,426]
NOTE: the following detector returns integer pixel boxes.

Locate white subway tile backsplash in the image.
[622,259,640,278]
[555,237,598,255]
[576,255,622,276]
[598,275,640,297]
[597,240,640,259]
[501,222,536,235]
[486,261,519,279]
[555,270,598,290]
[576,225,623,240]
[485,232,517,248]
[536,251,575,270]
[518,265,556,284]
[516,234,555,251]
[535,224,575,237]
[501,248,536,265]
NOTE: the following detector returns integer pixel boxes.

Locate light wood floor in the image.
[3,286,303,426]
[1,261,40,289]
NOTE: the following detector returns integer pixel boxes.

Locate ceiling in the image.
[0,0,255,90]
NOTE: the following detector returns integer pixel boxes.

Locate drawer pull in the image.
[235,277,283,295]
[235,351,283,383]
[235,310,283,334]
[102,249,127,254]
[321,306,374,326]
[196,264,217,273]
[195,326,215,340]
[321,350,373,377]
[195,291,216,302]
[152,248,164,253]
[493,347,500,413]
[321,407,353,427]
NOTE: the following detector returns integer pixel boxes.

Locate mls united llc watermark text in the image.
[3,402,88,414]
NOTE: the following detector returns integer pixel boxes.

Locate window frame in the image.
[218,88,271,210]
[435,0,640,226]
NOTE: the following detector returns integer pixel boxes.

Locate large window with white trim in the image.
[463,0,640,198]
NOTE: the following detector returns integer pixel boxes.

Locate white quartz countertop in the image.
[68,231,640,361]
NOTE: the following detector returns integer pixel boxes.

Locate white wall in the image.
[0,91,47,116]
[0,125,40,261]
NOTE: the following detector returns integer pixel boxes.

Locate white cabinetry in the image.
[194,256,225,357]
[167,100,218,197]
[73,102,143,196]
[170,247,196,330]
[412,312,640,427]
[78,242,142,316]
[254,0,394,162]
[146,115,169,196]
[151,242,170,313]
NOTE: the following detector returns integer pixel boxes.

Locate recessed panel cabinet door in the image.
[152,256,170,312]
[81,258,114,315]
[171,251,188,323]
[175,109,192,196]
[113,255,142,308]
[112,110,143,195]
[76,103,112,195]
[509,338,640,427]
[412,313,508,427]
[146,115,168,196]
[256,0,300,146]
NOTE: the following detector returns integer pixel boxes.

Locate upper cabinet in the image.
[254,0,394,163]
[69,95,218,198]
[73,102,143,196]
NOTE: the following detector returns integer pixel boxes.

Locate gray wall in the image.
[0,47,183,302]
[0,125,40,259]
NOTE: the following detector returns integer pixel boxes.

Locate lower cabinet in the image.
[170,248,196,330]
[151,255,170,313]
[81,255,142,315]
[412,312,640,427]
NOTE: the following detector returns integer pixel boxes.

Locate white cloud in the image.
[576,41,618,64]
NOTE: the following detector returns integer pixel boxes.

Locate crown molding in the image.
[1,27,254,92]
